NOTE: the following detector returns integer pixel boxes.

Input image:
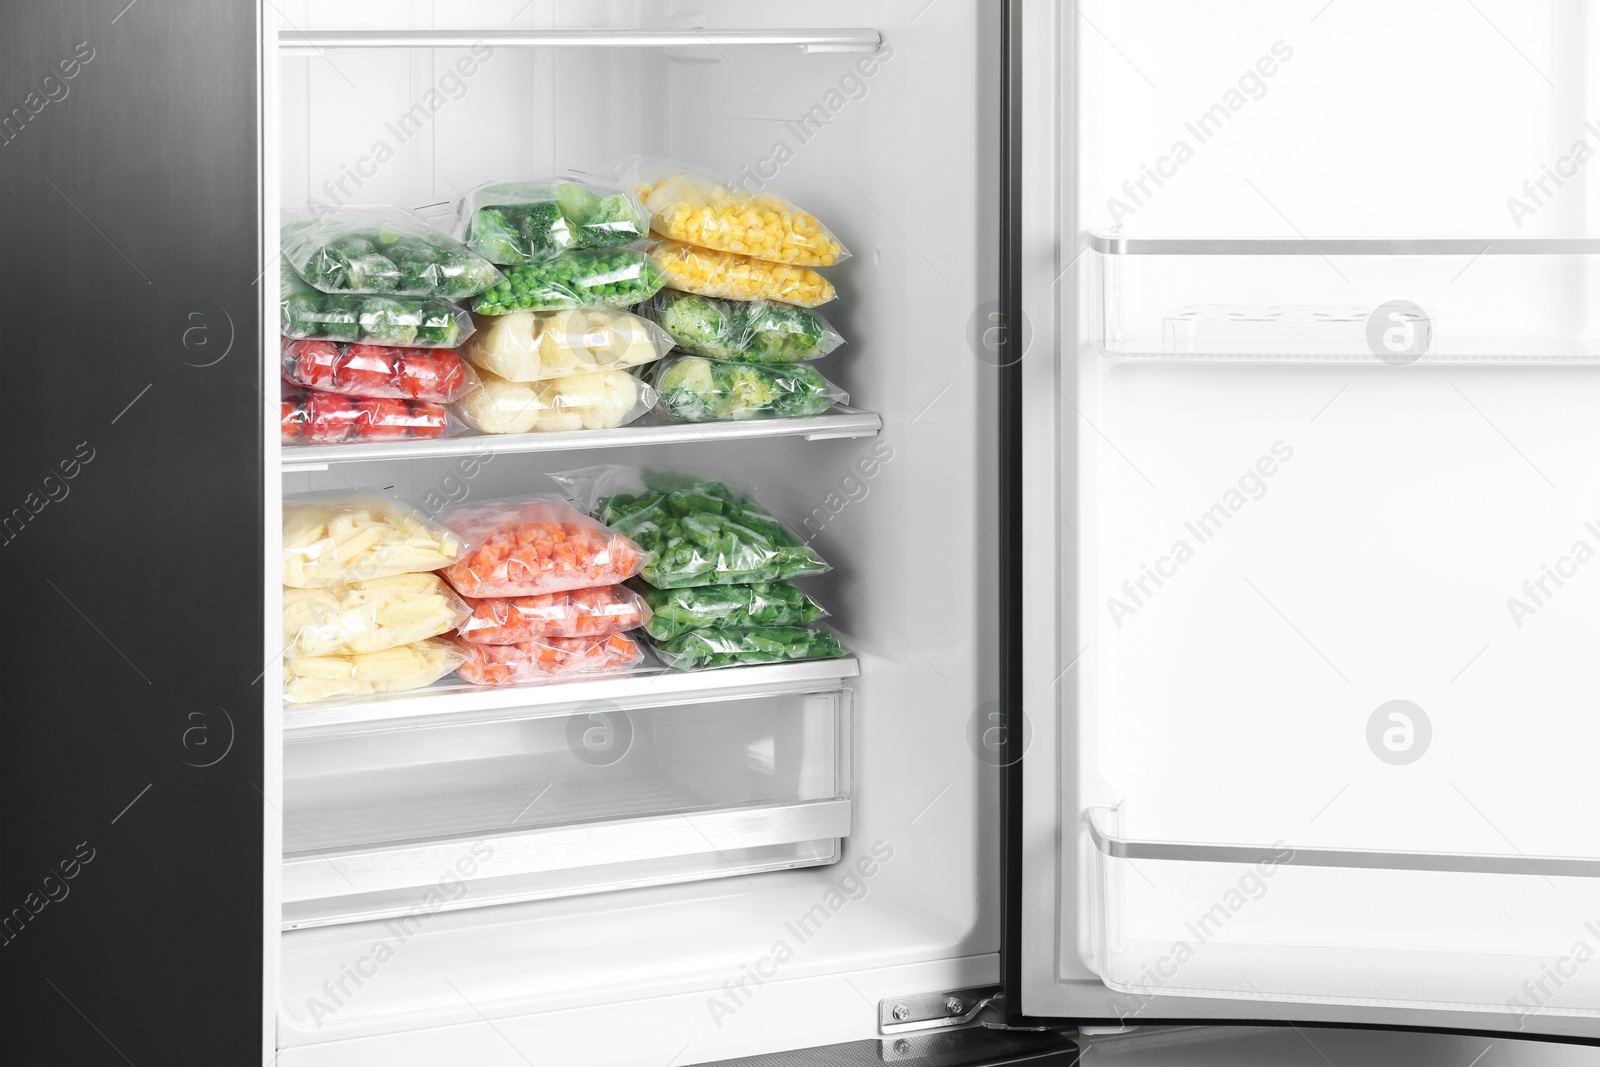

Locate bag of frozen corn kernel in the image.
[607,158,849,268]
[645,238,836,308]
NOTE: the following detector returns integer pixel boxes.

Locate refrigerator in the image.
[1,1,1596,1063]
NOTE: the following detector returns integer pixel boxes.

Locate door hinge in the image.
[878,985,1002,1035]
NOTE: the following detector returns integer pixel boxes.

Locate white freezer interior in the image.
[268,1,1000,1059]
[1024,0,1600,1035]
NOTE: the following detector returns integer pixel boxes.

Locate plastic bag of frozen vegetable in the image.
[639,581,826,642]
[456,179,650,265]
[282,339,478,402]
[652,355,846,422]
[471,248,667,314]
[552,466,829,589]
[645,238,835,308]
[609,157,849,267]
[647,290,843,363]
[282,209,503,299]
[281,267,473,348]
[464,307,672,383]
[649,626,844,670]
[455,367,655,435]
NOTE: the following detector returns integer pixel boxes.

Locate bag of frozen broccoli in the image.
[281,267,474,348]
[282,208,504,299]
[456,179,650,265]
[645,289,844,363]
[651,355,846,422]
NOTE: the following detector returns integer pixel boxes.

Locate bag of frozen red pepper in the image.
[281,386,453,445]
[457,585,649,644]
[436,497,644,598]
[455,632,644,685]
[282,338,479,403]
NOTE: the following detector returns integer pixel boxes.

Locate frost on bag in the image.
[455,632,644,685]
[283,637,466,705]
[639,581,826,642]
[458,585,649,644]
[646,290,843,364]
[283,491,464,588]
[436,496,645,598]
[454,367,655,435]
[470,249,667,314]
[652,356,845,423]
[463,308,672,383]
[552,466,829,590]
[281,267,474,348]
[645,238,834,308]
[610,157,849,267]
[649,626,844,671]
[283,573,470,658]
[281,386,454,445]
[282,208,504,298]
[456,179,650,265]
[282,339,478,402]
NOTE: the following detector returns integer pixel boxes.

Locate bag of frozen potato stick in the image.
[282,637,466,705]
[282,573,471,658]
[282,491,464,589]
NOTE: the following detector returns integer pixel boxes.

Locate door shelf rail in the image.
[1087,231,1600,256]
[280,407,882,473]
[278,27,882,55]
[1087,808,1600,878]
[283,656,860,738]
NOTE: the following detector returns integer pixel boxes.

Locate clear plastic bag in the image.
[458,585,649,644]
[282,208,504,298]
[456,632,644,685]
[455,179,650,265]
[454,367,655,435]
[652,355,846,422]
[281,386,453,445]
[470,249,667,314]
[645,238,834,307]
[283,491,464,589]
[283,637,466,704]
[463,307,673,382]
[282,339,478,402]
[649,626,844,671]
[611,157,849,267]
[638,581,826,642]
[283,573,470,658]
[437,497,645,598]
[281,267,475,348]
[553,466,829,589]
[646,289,843,364]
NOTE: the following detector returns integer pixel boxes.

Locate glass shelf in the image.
[278,27,882,55]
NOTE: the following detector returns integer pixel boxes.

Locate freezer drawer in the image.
[282,687,852,928]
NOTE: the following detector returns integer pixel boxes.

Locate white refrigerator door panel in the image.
[1019,0,1600,1040]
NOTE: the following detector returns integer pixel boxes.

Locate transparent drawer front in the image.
[282,688,851,928]
[1084,810,1600,1020]
[1090,236,1600,363]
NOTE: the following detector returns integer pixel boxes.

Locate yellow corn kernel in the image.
[646,239,835,307]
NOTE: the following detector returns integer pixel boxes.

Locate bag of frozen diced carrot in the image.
[455,632,644,684]
[457,585,649,644]
[436,497,644,598]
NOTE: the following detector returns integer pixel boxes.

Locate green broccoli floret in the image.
[742,302,828,362]
[656,355,720,421]
[468,207,527,264]
[358,297,418,345]
[656,291,734,358]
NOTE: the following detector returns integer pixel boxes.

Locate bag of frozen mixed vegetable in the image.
[470,248,666,314]
[283,208,504,298]
[436,497,645,599]
[646,290,843,364]
[649,626,844,671]
[283,637,466,705]
[456,179,650,265]
[638,581,826,642]
[551,466,829,589]
[454,367,655,435]
[463,307,672,383]
[455,632,644,685]
[457,585,649,644]
[281,386,454,445]
[609,157,849,267]
[282,339,478,402]
[644,238,834,308]
[283,491,464,589]
[283,573,470,658]
[281,267,474,348]
[652,355,846,423]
